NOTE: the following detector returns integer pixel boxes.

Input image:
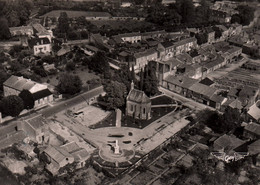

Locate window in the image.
[44,46,46,51]
[143,108,145,114]
[131,105,133,111]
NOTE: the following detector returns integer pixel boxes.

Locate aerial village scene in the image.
[0,0,259,184]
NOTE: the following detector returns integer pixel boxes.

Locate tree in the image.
[103,80,127,110]
[65,61,75,71]
[56,73,82,95]
[58,12,70,35]
[222,107,242,131]
[89,51,110,77]
[175,0,195,23]
[0,17,11,40]
[0,95,24,117]
[236,5,255,26]
[19,90,35,109]
[143,62,158,96]
[213,26,222,39]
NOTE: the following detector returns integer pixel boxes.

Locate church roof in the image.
[127,89,151,104]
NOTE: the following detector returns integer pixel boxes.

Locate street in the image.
[40,86,104,117]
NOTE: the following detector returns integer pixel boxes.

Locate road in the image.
[40,86,104,117]
[159,87,214,111]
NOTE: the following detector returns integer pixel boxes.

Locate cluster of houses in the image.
[212,120,260,166]
[9,23,55,56]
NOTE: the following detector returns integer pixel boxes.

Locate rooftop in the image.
[244,122,260,136]
[213,134,245,155]
[199,77,214,86]
[4,76,37,92]
[247,101,260,121]
[134,48,157,59]
[189,82,217,98]
[44,146,73,164]
[127,89,151,104]
[165,75,198,89]
[25,114,47,130]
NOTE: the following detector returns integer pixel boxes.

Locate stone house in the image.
[17,114,50,144]
[133,48,158,72]
[28,37,51,55]
[126,82,151,120]
[3,75,53,108]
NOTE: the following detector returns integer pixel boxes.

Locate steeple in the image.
[131,80,134,90]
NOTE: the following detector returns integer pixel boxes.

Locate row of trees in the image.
[146,0,212,28]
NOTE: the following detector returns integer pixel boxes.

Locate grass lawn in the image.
[90,20,154,30]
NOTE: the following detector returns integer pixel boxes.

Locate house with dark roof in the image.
[17,114,50,144]
[126,82,151,120]
[213,134,245,155]
[28,37,51,55]
[243,122,260,140]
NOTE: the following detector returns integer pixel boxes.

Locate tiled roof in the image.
[210,94,225,103]
[247,101,260,121]
[134,48,157,59]
[173,37,197,48]
[176,53,193,63]
[60,142,82,153]
[4,75,37,91]
[189,83,217,98]
[116,32,141,38]
[127,89,151,104]
[165,75,198,89]
[244,122,260,136]
[44,146,73,164]
[213,134,245,154]
[160,41,174,49]
[32,23,49,34]
[25,114,47,130]
[228,99,243,110]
